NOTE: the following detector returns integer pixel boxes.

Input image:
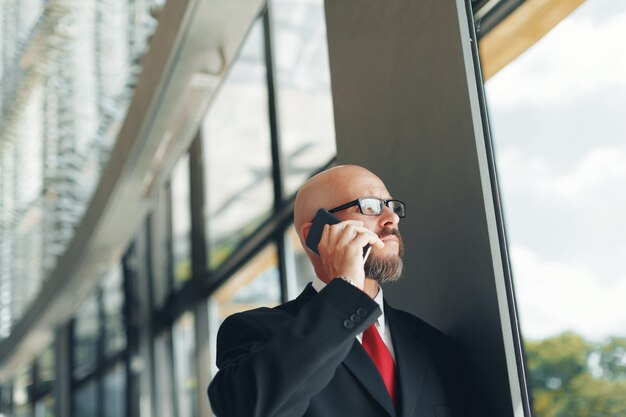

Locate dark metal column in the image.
[54,323,72,417]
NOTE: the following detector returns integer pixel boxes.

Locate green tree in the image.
[525,332,626,417]
[560,374,626,417]
[526,332,590,391]
[597,337,626,381]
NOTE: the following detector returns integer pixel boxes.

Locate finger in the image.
[335,223,360,247]
[332,223,384,250]
[372,235,385,248]
[326,220,361,245]
[333,220,364,230]
[353,232,384,251]
[349,226,384,248]
[318,223,331,252]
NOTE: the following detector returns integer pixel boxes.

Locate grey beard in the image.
[364,254,404,283]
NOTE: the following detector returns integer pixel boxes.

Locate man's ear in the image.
[300,222,313,242]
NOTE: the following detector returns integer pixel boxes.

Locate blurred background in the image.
[485,0,626,414]
[0,0,624,416]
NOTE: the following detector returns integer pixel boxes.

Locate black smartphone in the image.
[305,209,372,259]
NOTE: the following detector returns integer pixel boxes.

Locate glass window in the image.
[0,0,161,338]
[485,1,626,415]
[171,154,193,288]
[103,363,126,417]
[123,227,146,318]
[103,265,127,357]
[0,142,15,338]
[202,19,274,270]
[208,244,281,376]
[270,0,336,195]
[13,367,32,417]
[14,85,45,319]
[284,225,316,298]
[151,188,172,308]
[153,331,175,417]
[35,345,55,397]
[73,380,98,417]
[0,381,12,415]
[15,405,33,417]
[73,294,99,380]
[34,395,54,417]
[173,312,197,417]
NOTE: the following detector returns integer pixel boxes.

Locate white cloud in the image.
[497,147,548,180]
[537,146,626,199]
[511,245,626,341]
[496,146,626,202]
[487,11,626,107]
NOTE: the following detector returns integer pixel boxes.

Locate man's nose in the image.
[379,205,400,228]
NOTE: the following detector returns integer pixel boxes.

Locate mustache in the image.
[378,227,401,239]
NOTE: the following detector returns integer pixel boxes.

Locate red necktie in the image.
[362,324,398,405]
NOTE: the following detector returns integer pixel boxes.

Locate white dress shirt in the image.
[311,276,396,362]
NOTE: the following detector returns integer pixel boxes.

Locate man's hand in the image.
[317,220,384,289]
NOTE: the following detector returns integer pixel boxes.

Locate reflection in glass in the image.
[73,294,99,380]
[285,225,316,298]
[18,85,45,317]
[203,20,274,269]
[35,345,55,396]
[13,367,32,417]
[34,395,55,417]
[173,313,197,417]
[15,405,33,417]
[103,265,127,357]
[103,363,126,417]
[270,0,336,195]
[171,154,192,288]
[73,380,97,417]
[154,331,175,417]
[0,0,162,334]
[208,245,281,376]
[0,381,11,415]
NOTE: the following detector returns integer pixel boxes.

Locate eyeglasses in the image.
[328,198,406,218]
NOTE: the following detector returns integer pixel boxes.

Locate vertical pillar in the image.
[195,299,212,417]
[129,224,155,417]
[54,324,72,417]
[325,1,530,416]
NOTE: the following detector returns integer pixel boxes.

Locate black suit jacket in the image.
[208,279,470,417]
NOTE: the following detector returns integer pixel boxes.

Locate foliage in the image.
[597,337,626,381]
[525,333,626,417]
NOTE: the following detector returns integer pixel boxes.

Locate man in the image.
[208,165,469,417]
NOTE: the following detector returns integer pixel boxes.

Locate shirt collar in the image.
[311,276,386,334]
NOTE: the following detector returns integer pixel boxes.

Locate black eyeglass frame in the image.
[328,198,406,218]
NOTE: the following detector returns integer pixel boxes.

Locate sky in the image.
[485,0,626,341]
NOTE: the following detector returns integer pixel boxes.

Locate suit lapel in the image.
[385,303,430,417]
[343,340,397,417]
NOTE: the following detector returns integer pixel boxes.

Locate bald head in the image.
[294,165,404,285]
[294,165,391,240]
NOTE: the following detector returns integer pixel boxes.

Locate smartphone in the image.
[305,209,372,260]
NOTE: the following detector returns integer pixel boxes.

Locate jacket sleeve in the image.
[207,279,381,417]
